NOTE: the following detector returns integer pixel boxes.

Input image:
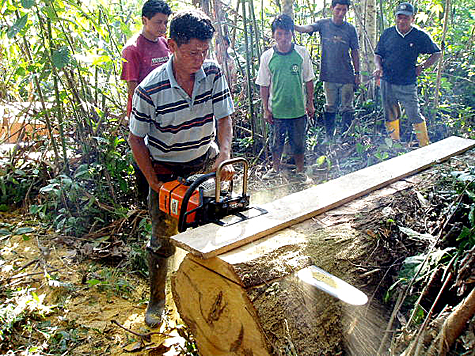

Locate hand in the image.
[218,164,235,181]
[264,109,274,124]
[306,101,315,121]
[211,152,235,181]
[373,68,383,79]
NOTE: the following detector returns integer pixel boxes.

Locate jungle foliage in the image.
[0,0,474,354]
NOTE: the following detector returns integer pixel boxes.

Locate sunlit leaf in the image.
[41,6,56,20]
[87,279,101,286]
[31,292,40,303]
[92,55,112,65]
[7,15,28,38]
[316,155,326,166]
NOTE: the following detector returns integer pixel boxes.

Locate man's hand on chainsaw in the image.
[219,164,235,181]
[211,154,235,181]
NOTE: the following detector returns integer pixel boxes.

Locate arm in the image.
[294,24,314,33]
[416,52,442,76]
[127,81,138,101]
[351,48,361,86]
[260,86,273,124]
[211,115,234,181]
[126,81,138,116]
[373,54,384,79]
[305,80,315,119]
[128,133,162,193]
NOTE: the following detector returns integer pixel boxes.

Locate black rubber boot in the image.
[145,251,168,328]
[323,112,336,140]
[341,111,354,133]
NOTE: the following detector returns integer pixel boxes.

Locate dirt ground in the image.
[1,146,475,355]
[0,215,195,355]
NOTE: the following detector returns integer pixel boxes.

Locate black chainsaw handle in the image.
[178,172,215,233]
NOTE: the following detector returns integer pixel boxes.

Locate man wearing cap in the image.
[295,0,360,140]
[374,2,441,147]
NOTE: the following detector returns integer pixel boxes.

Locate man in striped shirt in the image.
[128,9,234,328]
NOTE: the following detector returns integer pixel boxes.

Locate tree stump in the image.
[171,181,413,355]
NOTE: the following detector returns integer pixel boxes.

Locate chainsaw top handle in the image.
[215,157,249,202]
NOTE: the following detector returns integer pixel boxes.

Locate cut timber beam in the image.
[171,136,475,258]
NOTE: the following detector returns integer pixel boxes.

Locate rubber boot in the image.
[341,111,354,133]
[145,251,168,328]
[385,120,400,141]
[323,112,336,140]
[413,121,430,147]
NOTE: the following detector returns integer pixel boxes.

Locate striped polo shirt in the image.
[130,56,234,163]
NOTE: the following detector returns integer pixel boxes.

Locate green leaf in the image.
[31,291,40,303]
[21,0,35,9]
[40,183,59,193]
[7,14,28,38]
[316,155,327,167]
[384,137,393,148]
[87,279,101,286]
[467,205,475,228]
[92,55,112,66]
[52,46,70,69]
[0,228,11,236]
[14,227,34,234]
[41,6,56,20]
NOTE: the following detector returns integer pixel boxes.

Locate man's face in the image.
[396,14,414,34]
[332,4,348,24]
[273,28,293,51]
[143,12,169,39]
[169,38,210,76]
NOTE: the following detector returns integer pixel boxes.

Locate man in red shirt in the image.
[121,0,172,117]
[121,0,172,202]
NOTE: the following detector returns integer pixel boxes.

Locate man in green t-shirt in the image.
[256,14,315,182]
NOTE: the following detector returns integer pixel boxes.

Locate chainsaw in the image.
[159,158,266,232]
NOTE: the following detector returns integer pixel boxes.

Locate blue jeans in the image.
[381,80,424,124]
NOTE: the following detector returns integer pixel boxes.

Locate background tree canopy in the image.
[0,0,473,230]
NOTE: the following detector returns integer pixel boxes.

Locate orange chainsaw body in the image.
[159,181,200,223]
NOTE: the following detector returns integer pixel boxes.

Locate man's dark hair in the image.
[142,0,172,19]
[169,9,215,46]
[271,14,294,33]
[331,0,351,7]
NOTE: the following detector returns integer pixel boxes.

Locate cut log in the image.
[171,136,475,258]
[172,179,416,355]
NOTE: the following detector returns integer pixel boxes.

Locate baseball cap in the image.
[395,2,415,16]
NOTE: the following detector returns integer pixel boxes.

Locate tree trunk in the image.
[171,180,418,355]
[282,0,293,17]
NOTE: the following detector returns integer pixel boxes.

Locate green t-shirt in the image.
[256,44,315,119]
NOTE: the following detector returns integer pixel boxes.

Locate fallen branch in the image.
[426,288,475,356]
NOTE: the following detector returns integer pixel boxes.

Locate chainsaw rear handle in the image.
[215,157,248,202]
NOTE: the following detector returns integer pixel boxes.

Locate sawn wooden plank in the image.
[171,136,475,258]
